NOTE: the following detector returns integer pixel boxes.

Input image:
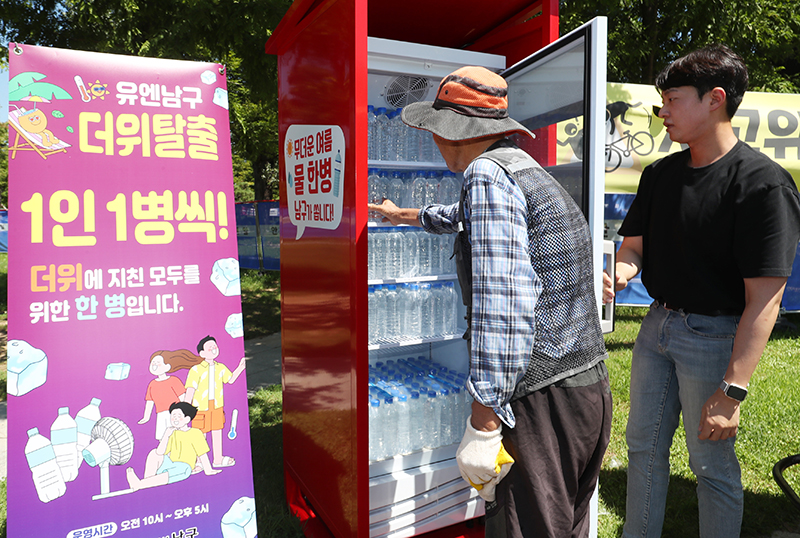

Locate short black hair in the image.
[656,44,748,119]
[197,335,216,354]
[169,401,198,420]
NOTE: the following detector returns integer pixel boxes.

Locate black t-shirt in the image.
[619,140,800,315]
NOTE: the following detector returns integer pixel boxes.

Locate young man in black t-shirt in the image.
[606,45,800,537]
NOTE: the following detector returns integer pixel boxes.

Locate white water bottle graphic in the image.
[25,427,67,502]
[333,150,342,197]
[75,397,102,465]
[50,407,79,482]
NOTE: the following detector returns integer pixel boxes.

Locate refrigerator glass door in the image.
[502,17,612,330]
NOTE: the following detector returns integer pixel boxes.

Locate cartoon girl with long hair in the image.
[138,349,204,440]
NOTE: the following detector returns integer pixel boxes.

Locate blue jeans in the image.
[623,302,742,538]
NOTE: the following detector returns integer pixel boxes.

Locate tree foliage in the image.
[561,0,800,92]
[0,0,292,201]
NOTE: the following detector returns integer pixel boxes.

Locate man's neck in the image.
[688,123,739,168]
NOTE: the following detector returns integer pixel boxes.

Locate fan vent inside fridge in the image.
[384,76,431,108]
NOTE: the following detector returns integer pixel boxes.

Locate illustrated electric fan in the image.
[383,75,432,108]
[82,417,135,500]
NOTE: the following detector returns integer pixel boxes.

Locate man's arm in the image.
[367,199,422,227]
[698,276,787,441]
[604,236,643,303]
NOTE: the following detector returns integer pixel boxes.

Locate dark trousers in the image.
[486,374,612,538]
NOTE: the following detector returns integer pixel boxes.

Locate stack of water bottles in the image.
[368,168,460,221]
[368,281,459,344]
[368,357,472,462]
[368,105,444,163]
[368,227,456,281]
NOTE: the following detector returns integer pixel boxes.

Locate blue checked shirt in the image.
[419,157,540,428]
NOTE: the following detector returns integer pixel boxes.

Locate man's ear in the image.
[708,87,727,113]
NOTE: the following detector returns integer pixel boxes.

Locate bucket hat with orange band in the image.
[401,66,535,142]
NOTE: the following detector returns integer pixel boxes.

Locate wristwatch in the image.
[719,380,748,402]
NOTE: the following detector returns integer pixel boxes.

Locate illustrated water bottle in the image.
[25,428,67,503]
[384,284,401,340]
[367,105,378,160]
[75,397,101,462]
[401,228,419,278]
[333,149,342,197]
[419,283,434,338]
[385,228,403,280]
[51,406,79,482]
[369,398,382,461]
[376,107,391,161]
[417,231,432,277]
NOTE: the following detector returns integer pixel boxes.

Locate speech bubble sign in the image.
[285,124,345,240]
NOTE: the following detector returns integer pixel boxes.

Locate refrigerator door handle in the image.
[601,240,616,334]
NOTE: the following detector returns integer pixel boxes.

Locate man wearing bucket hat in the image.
[369,66,612,537]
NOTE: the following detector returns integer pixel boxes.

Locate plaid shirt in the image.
[419,157,540,428]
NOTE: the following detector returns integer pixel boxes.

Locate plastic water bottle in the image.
[401,284,422,339]
[373,285,386,342]
[50,407,79,482]
[431,283,445,337]
[426,171,441,205]
[369,398,382,461]
[419,283,434,338]
[411,171,428,209]
[407,123,420,162]
[384,284,401,340]
[376,107,391,161]
[420,131,435,162]
[368,231,377,280]
[381,395,397,459]
[368,286,378,343]
[444,281,458,336]
[408,391,423,451]
[75,397,101,463]
[386,171,407,208]
[367,105,378,160]
[417,232,432,277]
[385,228,403,280]
[393,109,408,161]
[401,229,419,278]
[368,168,382,221]
[438,388,453,445]
[423,391,441,449]
[439,171,460,205]
[25,427,67,503]
[430,235,443,276]
[439,235,455,275]
[394,394,411,455]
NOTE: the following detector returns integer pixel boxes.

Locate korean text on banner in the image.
[7,43,258,538]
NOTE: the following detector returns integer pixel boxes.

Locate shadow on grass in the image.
[600,468,800,537]
[248,390,306,538]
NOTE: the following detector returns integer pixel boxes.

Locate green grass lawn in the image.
[3,263,800,537]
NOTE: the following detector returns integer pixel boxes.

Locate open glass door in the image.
[502,17,614,333]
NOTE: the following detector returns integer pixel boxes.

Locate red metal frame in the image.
[266,2,559,536]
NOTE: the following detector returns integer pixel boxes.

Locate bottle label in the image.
[26,444,57,468]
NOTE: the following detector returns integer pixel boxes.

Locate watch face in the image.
[726,385,748,401]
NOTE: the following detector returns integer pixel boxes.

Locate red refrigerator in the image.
[265,3,611,537]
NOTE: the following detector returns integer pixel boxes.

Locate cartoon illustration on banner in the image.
[557,82,800,193]
[8,43,257,538]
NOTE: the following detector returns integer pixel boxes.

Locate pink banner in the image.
[7,43,257,538]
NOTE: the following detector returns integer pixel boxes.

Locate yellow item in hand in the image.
[469,443,515,490]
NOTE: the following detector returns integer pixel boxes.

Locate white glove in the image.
[455,416,514,502]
